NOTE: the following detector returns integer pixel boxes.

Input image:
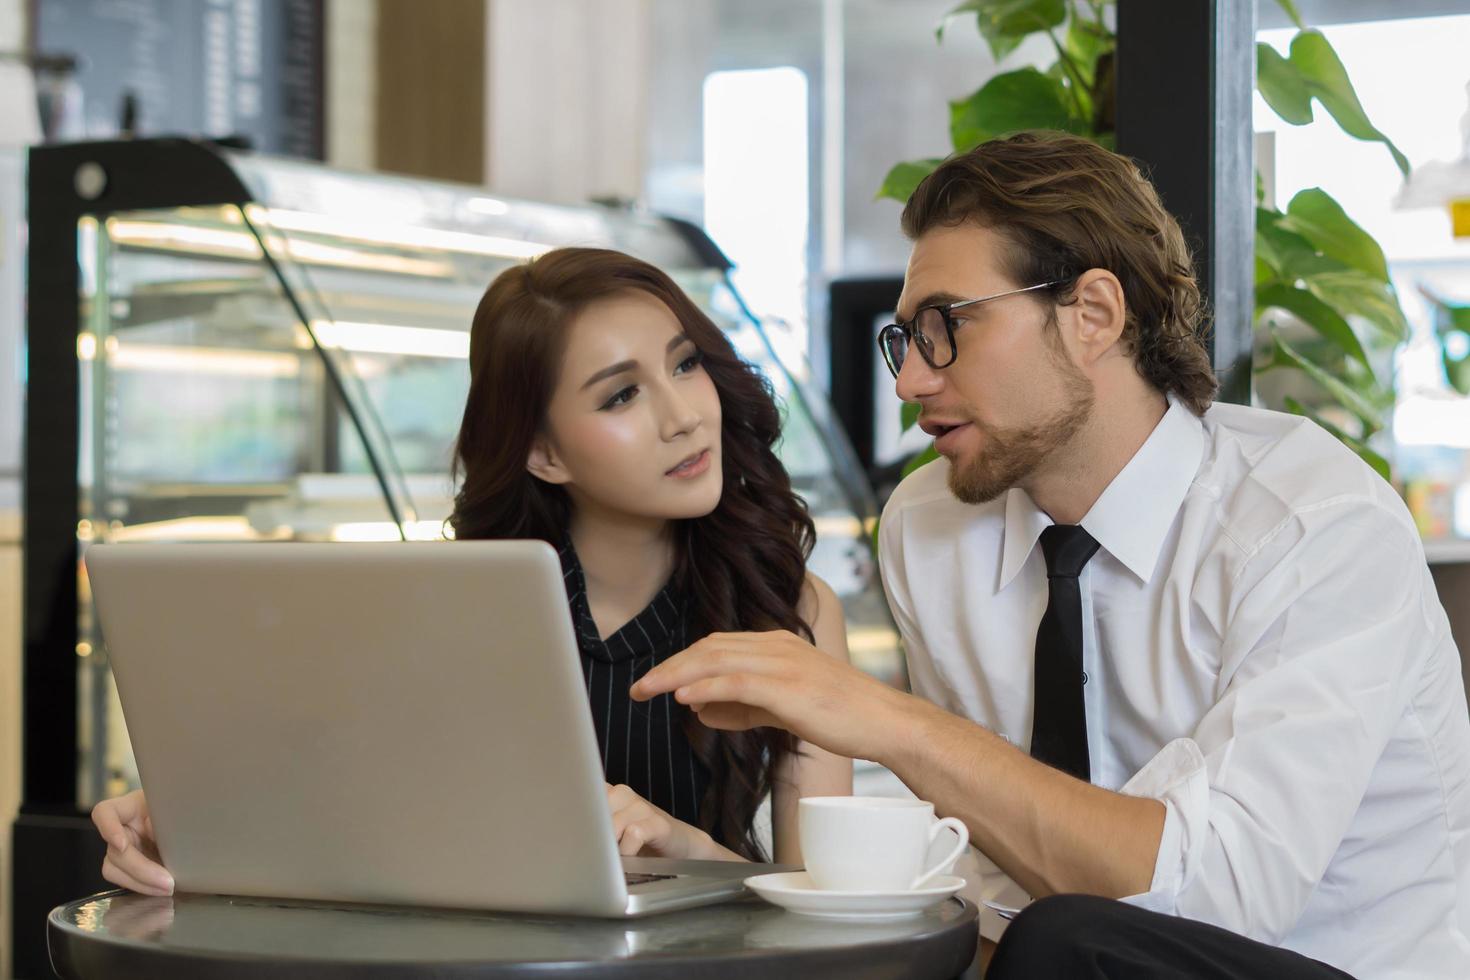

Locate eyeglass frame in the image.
[876,279,1069,379]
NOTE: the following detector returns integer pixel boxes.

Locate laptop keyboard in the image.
[625,872,679,886]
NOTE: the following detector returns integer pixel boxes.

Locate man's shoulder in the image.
[878,455,1004,554]
[881,455,1008,525]
[883,455,955,514]
[1199,401,1414,551]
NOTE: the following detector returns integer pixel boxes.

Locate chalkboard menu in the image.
[35,0,323,159]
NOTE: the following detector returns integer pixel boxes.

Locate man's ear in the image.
[526,436,572,485]
[1068,269,1127,367]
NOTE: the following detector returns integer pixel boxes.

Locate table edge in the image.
[48,891,979,978]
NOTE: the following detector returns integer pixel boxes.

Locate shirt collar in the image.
[998,395,1204,590]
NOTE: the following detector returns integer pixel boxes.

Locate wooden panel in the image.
[375,0,486,183]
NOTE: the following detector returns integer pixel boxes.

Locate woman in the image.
[92,247,852,894]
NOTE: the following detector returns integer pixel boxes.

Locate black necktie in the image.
[1030,524,1100,782]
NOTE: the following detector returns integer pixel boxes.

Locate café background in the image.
[4,1,1470,977]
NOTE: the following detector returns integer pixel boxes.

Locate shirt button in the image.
[1081,671,1089,685]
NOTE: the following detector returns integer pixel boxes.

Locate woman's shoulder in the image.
[799,571,839,612]
[797,572,849,661]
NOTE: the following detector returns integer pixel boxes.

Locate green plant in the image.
[879,0,1411,480]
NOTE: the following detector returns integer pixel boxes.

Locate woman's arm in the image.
[769,573,854,865]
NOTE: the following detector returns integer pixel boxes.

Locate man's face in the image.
[894,222,1094,504]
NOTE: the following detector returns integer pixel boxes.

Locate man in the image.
[633,131,1470,978]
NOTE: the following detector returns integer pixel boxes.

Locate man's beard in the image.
[946,375,1095,505]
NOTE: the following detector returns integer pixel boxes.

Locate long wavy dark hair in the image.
[449,247,815,861]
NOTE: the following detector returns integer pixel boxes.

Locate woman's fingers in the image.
[101,858,157,895]
[91,800,131,852]
[610,803,644,855]
[606,784,677,857]
[617,822,649,856]
[102,860,168,897]
[103,845,173,895]
[91,789,153,852]
[93,790,171,895]
[610,802,634,839]
[616,817,671,857]
[110,841,172,892]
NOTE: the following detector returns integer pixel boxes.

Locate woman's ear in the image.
[1069,269,1127,367]
[526,436,571,485]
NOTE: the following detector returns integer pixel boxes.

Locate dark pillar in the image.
[1115,0,1256,405]
[827,276,903,476]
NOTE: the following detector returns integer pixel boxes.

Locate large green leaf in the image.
[1285,30,1411,176]
[1255,254,1276,286]
[1256,202,1407,346]
[1282,397,1389,480]
[950,67,1077,151]
[877,158,945,203]
[1056,14,1113,127]
[1255,208,1344,281]
[1256,43,1314,125]
[939,0,1066,61]
[1343,356,1395,414]
[1301,270,1408,343]
[1280,188,1389,282]
[1256,282,1370,368]
[901,400,922,432]
[1063,13,1110,85]
[1268,331,1382,431]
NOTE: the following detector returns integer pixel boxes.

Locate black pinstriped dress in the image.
[557,541,712,829]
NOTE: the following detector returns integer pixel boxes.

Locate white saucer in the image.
[743,871,966,920]
[981,898,1024,921]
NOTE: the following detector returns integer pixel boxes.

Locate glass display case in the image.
[21,138,903,820]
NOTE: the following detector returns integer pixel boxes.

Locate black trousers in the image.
[986,894,1356,979]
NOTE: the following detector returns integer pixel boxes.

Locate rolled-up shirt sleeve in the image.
[1115,500,1435,942]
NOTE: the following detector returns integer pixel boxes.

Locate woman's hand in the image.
[605,783,742,861]
[92,789,174,896]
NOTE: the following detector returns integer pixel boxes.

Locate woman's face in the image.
[528,290,724,524]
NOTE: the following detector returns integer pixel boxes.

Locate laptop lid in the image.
[85,540,635,916]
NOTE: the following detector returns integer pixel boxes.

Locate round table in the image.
[49,890,981,979]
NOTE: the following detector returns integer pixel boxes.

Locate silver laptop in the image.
[84,540,791,917]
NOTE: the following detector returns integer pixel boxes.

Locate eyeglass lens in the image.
[882,307,952,376]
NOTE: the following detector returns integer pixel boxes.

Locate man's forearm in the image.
[873,691,1165,900]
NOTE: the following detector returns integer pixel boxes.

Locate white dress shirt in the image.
[878,395,1470,979]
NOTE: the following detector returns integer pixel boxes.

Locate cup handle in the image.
[911,817,969,890]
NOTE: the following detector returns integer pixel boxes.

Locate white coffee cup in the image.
[798,796,969,892]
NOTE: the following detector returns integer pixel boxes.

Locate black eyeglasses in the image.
[877,280,1066,378]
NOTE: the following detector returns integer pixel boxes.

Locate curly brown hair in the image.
[901,130,1218,415]
[448,247,814,861]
